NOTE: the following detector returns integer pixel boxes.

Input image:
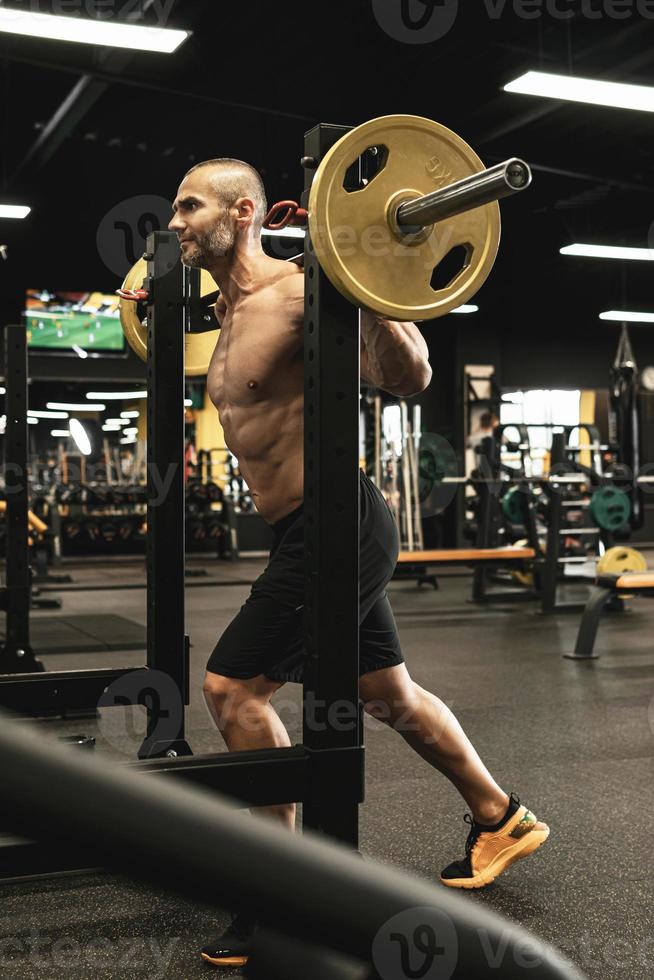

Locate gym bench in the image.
[566,572,654,661]
[395,546,536,589]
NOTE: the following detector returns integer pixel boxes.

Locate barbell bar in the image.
[395,158,531,234]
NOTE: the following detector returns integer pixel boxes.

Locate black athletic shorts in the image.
[206,469,404,684]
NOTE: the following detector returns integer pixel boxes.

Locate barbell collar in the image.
[395,158,532,234]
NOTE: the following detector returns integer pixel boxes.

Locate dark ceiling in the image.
[1,0,653,378]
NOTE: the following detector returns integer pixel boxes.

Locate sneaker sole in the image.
[200,953,249,967]
[440,824,550,889]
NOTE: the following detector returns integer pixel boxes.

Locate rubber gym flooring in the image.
[1,556,653,979]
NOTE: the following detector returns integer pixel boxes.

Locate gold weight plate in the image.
[119,258,219,376]
[597,545,647,599]
[597,546,647,576]
[308,115,501,321]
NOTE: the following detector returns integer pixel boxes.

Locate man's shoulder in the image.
[271,263,305,311]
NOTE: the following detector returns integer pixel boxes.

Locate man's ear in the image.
[234,196,256,223]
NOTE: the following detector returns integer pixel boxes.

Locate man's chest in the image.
[207,311,303,410]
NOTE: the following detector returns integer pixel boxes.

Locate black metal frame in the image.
[565,578,654,661]
[301,123,362,844]
[540,433,603,614]
[471,437,541,603]
[0,123,364,875]
[0,325,45,674]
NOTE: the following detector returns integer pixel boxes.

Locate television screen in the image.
[23,289,126,353]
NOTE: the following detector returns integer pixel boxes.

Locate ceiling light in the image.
[28,410,69,419]
[47,402,105,411]
[72,345,89,359]
[451,305,479,314]
[599,310,654,323]
[69,418,92,456]
[504,70,654,113]
[561,244,654,261]
[120,411,140,419]
[261,228,306,238]
[86,390,147,400]
[0,205,30,219]
[51,429,71,438]
[0,8,189,54]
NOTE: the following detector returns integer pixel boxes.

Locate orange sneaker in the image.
[200,914,255,968]
[440,794,550,889]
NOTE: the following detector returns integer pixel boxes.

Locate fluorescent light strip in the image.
[262,228,306,238]
[28,410,69,419]
[27,418,38,425]
[105,418,129,426]
[561,244,654,261]
[0,205,30,219]
[599,310,654,323]
[120,411,140,419]
[47,402,106,411]
[51,429,71,438]
[451,305,479,314]
[69,418,92,456]
[72,345,89,359]
[86,390,147,400]
[504,70,654,113]
[0,8,188,54]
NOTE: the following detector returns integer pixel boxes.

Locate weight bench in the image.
[395,547,536,590]
[565,572,654,661]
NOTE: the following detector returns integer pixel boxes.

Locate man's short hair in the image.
[184,158,268,234]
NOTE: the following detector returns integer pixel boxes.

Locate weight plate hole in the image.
[342,145,389,193]
[430,244,471,292]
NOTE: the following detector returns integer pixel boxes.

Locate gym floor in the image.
[1,558,653,979]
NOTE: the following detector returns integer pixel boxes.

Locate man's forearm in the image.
[361,311,432,396]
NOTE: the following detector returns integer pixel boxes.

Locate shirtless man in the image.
[168,158,549,969]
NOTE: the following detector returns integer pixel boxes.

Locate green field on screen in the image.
[25,311,124,351]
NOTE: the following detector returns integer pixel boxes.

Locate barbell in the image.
[118,114,531,371]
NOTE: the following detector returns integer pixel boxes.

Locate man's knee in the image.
[203,671,282,724]
[359,664,416,704]
[359,666,420,722]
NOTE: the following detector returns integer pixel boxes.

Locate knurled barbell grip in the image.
[395,158,532,233]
